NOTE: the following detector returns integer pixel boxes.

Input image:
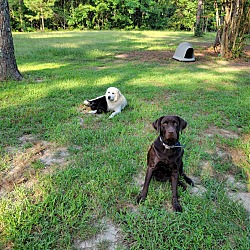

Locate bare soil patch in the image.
[75,218,124,250]
[198,127,250,212]
[206,125,239,139]
[190,174,250,213]
[115,50,173,63]
[115,43,250,69]
[228,192,250,212]
[0,135,70,197]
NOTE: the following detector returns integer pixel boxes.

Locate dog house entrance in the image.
[185,48,194,59]
[173,42,195,62]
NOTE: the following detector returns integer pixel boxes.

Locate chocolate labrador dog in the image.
[137,115,194,212]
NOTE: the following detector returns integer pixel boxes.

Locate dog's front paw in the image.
[172,199,182,212]
[109,111,121,118]
[136,194,146,204]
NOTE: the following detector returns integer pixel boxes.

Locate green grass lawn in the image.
[0,30,249,249]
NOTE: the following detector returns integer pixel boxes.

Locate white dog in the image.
[84,87,127,118]
[106,87,127,118]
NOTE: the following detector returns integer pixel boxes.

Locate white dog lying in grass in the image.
[84,87,127,118]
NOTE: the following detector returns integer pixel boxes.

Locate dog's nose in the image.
[167,130,176,139]
[108,96,111,100]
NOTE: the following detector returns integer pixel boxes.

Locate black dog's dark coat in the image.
[137,115,194,212]
[85,95,108,114]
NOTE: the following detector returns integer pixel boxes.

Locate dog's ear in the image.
[152,116,164,132]
[178,117,187,133]
[113,89,121,102]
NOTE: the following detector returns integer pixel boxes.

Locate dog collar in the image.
[160,137,185,150]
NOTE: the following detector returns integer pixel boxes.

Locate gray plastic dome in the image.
[173,42,195,62]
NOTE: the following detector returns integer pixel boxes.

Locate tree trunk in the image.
[214,0,220,28]
[41,14,45,31]
[0,0,22,81]
[40,6,45,31]
[220,0,250,58]
[195,0,203,36]
[19,0,24,31]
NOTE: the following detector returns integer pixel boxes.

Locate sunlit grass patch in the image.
[20,62,67,72]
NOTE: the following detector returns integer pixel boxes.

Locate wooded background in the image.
[8,0,231,32]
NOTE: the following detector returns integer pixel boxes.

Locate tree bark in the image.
[195,0,203,36]
[0,0,22,81]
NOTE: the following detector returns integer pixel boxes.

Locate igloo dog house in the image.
[173,42,195,62]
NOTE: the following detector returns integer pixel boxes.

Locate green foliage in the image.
[8,0,28,31]
[8,0,220,31]
[23,0,56,19]
[23,0,56,30]
[68,4,95,29]
[169,0,197,30]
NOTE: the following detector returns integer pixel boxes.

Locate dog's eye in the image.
[112,92,114,94]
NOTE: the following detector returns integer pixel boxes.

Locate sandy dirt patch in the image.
[0,135,70,197]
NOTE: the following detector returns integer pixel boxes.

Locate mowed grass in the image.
[0,31,249,249]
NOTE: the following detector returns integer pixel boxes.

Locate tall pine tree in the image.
[0,0,22,81]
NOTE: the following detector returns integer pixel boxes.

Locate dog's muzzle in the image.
[166,132,177,140]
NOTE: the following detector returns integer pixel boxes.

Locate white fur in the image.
[105,87,127,118]
[88,110,97,114]
[83,100,90,106]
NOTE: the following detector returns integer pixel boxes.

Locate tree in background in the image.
[169,0,197,30]
[8,0,210,31]
[66,0,175,30]
[194,0,204,36]
[23,0,55,31]
[8,0,27,31]
[219,0,250,58]
[0,0,22,81]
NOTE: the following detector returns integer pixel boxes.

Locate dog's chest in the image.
[157,159,178,172]
[158,153,180,167]
[154,145,183,168]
